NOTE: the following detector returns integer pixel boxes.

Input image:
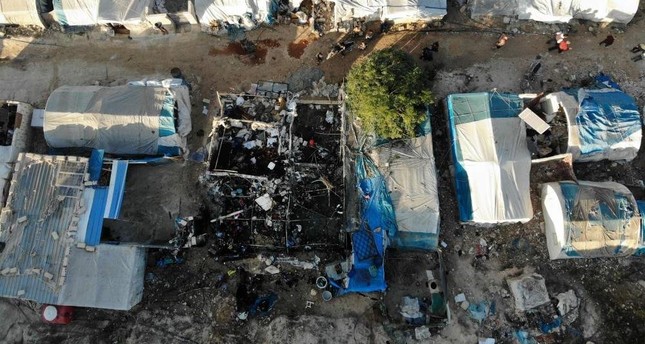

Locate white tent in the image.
[370,130,440,249]
[52,0,151,26]
[334,0,447,24]
[541,181,642,260]
[0,0,44,26]
[44,80,191,156]
[468,0,639,24]
[447,92,533,224]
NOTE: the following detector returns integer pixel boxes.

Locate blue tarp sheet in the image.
[337,155,393,294]
[575,88,641,157]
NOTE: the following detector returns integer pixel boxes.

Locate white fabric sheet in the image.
[0,0,43,26]
[456,117,533,223]
[371,134,440,235]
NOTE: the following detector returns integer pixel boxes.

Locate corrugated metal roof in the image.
[0,153,88,304]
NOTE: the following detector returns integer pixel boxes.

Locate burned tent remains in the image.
[203,91,346,258]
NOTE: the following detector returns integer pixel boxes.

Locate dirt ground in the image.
[1,1,645,343]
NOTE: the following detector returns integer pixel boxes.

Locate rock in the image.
[503,17,511,24]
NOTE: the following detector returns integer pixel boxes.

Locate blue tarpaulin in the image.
[575,89,641,157]
[337,155,393,294]
[561,75,642,162]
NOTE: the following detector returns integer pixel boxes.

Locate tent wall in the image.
[0,0,44,26]
[541,181,641,260]
[636,201,645,257]
[52,0,151,26]
[194,0,276,31]
[447,92,533,224]
[333,0,446,24]
[468,0,638,24]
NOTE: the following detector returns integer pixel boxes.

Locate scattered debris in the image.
[556,289,579,323]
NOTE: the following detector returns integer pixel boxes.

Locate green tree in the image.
[346,48,433,139]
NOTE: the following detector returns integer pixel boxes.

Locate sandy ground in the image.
[1,2,645,344]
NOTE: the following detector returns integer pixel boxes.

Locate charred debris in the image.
[200,83,348,262]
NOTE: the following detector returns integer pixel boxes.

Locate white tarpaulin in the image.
[334,0,446,24]
[370,131,440,249]
[53,0,151,26]
[58,245,146,310]
[468,0,639,24]
[44,80,191,156]
[0,0,44,26]
[195,0,274,30]
[541,181,641,260]
[447,92,533,224]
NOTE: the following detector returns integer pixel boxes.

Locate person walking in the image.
[599,34,615,47]
[632,51,645,62]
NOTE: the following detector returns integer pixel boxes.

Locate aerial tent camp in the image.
[44,80,191,156]
[446,92,533,224]
[541,181,642,260]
